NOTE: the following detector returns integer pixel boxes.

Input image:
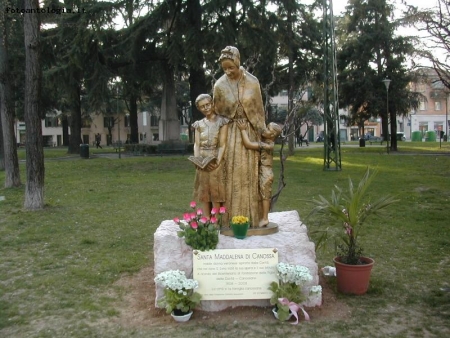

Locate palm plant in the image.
[308,168,398,264]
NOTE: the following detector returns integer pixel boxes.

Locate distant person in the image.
[299,134,308,146]
[95,133,102,149]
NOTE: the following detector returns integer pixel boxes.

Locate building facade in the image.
[16,73,448,146]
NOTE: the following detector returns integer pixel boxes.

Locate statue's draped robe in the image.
[213,68,266,227]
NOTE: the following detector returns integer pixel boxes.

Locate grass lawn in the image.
[1,142,450,337]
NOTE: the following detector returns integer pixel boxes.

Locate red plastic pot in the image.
[333,256,374,295]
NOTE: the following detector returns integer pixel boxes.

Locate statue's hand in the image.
[236,119,247,130]
[206,161,218,171]
[260,142,272,151]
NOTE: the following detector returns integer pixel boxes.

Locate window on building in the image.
[433,122,444,133]
[419,99,427,110]
[45,116,60,128]
[143,112,147,126]
[435,101,442,111]
[104,117,115,128]
[81,119,91,128]
[365,128,375,136]
[419,122,428,137]
[150,115,158,127]
[124,114,130,127]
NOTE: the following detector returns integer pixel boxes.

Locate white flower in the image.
[276,263,313,285]
[310,285,322,294]
[154,270,199,292]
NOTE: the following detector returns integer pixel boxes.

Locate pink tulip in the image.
[197,208,203,216]
[190,222,198,229]
[210,216,217,224]
[183,213,191,222]
[173,217,180,224]
[199,217,208,224]
[190,212,196,219]
[219,206,226,214]
[211,207,218,215]
[190,201,197,208]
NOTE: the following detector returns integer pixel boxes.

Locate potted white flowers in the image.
[269,262,318,324]
[154,269,202,322]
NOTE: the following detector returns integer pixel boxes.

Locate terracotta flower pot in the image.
[333,256,374,295]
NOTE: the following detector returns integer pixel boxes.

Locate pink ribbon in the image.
[278,298,310,325]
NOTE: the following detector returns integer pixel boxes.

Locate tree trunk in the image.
[187,0,207,122]
[390,108,397,151]
[62,114,69,146]
[159,62,180,141]
[68,86,82,154]
[0,115,4,170]
[189,67,207,122]
[0,28,21,187]
[287,8,295,156]
[129,93,139,143]
[23,0,44,210]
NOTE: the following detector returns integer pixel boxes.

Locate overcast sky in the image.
[330,0,434,14]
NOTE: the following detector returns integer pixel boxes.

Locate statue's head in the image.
[219,46,240,67]
[263,122,283,140]
[195,94,212,108]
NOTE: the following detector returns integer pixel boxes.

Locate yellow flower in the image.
[231,215,249,225]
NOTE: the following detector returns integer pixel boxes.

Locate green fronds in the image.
[307,167,399,263]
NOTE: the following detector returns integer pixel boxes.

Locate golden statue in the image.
[191,94,229,216]
[237,120,282,227]
[213,46,266,227]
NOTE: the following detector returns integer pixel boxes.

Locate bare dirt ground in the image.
[112,265,349,329]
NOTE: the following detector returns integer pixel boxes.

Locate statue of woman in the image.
[213,46,266,227]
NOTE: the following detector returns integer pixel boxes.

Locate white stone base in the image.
[153,210,321,312]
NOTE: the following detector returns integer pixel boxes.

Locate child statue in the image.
[190,94,229,216]
[236,120,282,227]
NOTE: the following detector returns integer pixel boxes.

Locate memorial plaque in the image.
[193,248,279,300]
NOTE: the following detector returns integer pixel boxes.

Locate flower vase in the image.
[272,307,293,321]
[171,310,193,322]
[231,222,249,239]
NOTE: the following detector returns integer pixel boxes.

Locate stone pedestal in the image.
[153,210,321,312]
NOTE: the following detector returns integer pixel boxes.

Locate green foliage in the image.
[177,222,219,252]
[336,0,417,142]
[175,202,222,251]
[157,285,202,314]
[269,280,305,303]
[308,167,399,264]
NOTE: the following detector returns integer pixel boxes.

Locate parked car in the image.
[366,135,383,144]
[396,132,406,141]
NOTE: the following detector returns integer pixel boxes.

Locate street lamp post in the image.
[117,85,121,159]
[446,92,448,142]
[382,78,391,154]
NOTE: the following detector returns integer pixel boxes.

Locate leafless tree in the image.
[404,0,450,89]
